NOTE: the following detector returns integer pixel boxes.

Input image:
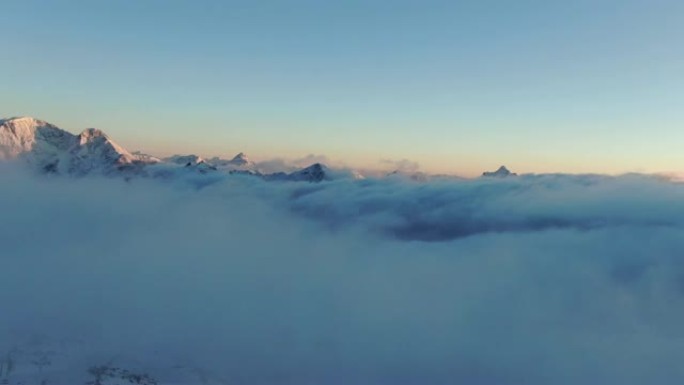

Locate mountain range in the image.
[1,116,517,182]
[0,117,336,182]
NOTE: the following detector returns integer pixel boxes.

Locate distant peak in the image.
[482,165,517,177]
[230,152,250,165]
[165,154,206,166]
[303,162,325,170]
[288,163,328,182]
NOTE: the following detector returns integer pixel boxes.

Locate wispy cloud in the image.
[379,158,421,173]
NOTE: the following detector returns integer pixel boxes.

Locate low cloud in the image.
[279,173,684,241]
[2,167,684,384]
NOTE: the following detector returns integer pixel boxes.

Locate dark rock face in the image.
[482,165,517,177]
[260,163,328,183]
[290,163,327,182]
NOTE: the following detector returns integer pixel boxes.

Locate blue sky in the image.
[2,0,683,175]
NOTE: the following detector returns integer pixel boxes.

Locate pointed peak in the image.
[303,162,326,171]
[288,163,328,182]
[482,165,517,178]
[229,152,251,165]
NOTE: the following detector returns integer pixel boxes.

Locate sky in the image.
[2,0,683,175]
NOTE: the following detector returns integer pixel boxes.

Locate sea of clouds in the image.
[2,165,684,384]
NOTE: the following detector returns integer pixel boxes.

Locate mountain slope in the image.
[228,152,251,166]
[0,117,146,175]
[0,116,75,159]
[263,163,330,182]
[164,154,206,167]
[69,128,139,175]
[207,152,255,169]
[288,163,328,182]
[1,116,343,182]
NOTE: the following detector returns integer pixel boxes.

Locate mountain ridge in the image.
[0,117,335,182]
[1,116,522,182]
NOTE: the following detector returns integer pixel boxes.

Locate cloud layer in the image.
[2,168,684,384]
[282,173,684,241]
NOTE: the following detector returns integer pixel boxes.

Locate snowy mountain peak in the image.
[165,154,206,166]
[204,152,254,169]
[482,165,517,177]
[230,152,250,166]
[1,116,146,175]
[1,116,73,160]
[131,151,161,163]
[0,116,59,139]
[74,127,136,167]
[3,116,51,127]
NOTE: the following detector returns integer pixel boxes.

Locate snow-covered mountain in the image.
[0,117,75,171]
[0,116,358,182]
[164,154,206,167]
[0,117,70,159]
[225,152,252,167]
[70,128,139,175]
[0,117,150,175]
[206,152,255,169]
[131,151,161,163]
